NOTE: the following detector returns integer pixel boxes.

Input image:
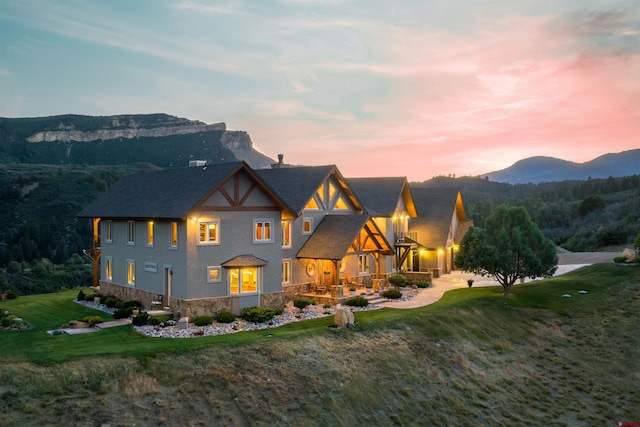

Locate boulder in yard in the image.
[334,306,354,328]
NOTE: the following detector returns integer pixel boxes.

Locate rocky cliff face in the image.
[0,114,275,168]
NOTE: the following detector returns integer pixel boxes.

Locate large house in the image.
[78,162,472,316]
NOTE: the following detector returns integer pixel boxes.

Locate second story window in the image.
[302,218,313,235]
[254,219,273,243]
[127,221,135,245]
[105,220,112,243]
[170,222,178,249]
[282,220,291,248]
[198,221,219,245]
[147,221,154,247]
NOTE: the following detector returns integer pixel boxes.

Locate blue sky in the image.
[1,0,639,180]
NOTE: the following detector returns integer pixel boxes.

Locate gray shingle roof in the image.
[347,177,417,217]
[297,215,392,260]
[256,165,336,214]
[221,254,268,267]
[409,187,466,249]
[78,162,294,220]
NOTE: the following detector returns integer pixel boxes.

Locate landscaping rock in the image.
[178,317,189,330]
[622,248,637,261]
[334,306,354,328]
[562,294,571,298]
[579,290,587,294]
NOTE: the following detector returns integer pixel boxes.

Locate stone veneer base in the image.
[98,281,285,318]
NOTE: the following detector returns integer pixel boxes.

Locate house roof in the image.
[256,165,364,215]
[409,187,467,249]
[347,177,418,217]
[221,254,268,267]
[297,215,393,260]
[78,161,294,220]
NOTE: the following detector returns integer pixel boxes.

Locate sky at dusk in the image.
[1,0,639,181]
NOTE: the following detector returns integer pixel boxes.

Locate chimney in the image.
[278,154,283,164]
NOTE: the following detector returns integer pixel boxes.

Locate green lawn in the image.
[1,263,639,426]
[1,263,636,364]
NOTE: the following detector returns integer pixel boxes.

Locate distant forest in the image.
[1,163,639,295]
[415,174,640,251]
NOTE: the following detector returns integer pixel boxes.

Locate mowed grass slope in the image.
[1,264,639,426]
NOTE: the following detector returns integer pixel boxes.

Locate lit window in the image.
[170,222,178,249]
[282,259,291,284]
[302,218,313,235]
[358,254,369,274]
[105,220,112,243]
[207,266,222,283]
[144,262,157,273]
[328,182,336,200]
[254,219,273,243]
[127,221,135,245]
[282,220,291,248]
[305,197,320,210]
[147,221,154,247]
[316,183,325,205]
[127,260,135,285]
[105,257,113,281]
[198,221,219,244]
[229,267,259,293]
[333,196,349,210]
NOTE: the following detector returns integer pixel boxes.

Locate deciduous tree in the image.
[455,205,558,296]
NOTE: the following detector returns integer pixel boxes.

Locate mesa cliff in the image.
[0,113,275,169]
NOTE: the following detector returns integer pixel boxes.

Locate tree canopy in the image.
[455,205,558,296]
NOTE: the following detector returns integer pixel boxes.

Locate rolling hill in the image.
[483,149,640,184]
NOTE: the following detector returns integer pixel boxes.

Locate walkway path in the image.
[379,251,615,309]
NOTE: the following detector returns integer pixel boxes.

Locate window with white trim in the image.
[254,219,273,243]
[127,221,135,245]
[229,267,259,293]
[358,254,370,274]
[302,217,313,235]
[127,260,135,285]
[105,220,112,243]
[282,220,291,248]
[207,266,222,283]
[282,259,291,284]
[198,221,219,245]
[147,221,154,247]
[105,257,113,281]
[170,222,178,249]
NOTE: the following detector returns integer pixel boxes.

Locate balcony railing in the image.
[394,232,417,244]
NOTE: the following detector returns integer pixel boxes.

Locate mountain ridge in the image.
[0,113,275,169]
[483,149,640,183]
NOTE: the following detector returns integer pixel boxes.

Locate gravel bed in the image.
[73,286,422,339]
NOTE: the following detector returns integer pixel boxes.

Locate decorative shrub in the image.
[388,274,407,288]
[77,289,86,301]
[382,289,402,299]
[121,300,143,310]
[132,312,149,326]
[408,280,430,288]
[323,304,331,309]
[6,289,17,300]
[99,294,108,304]
[293,297,315,309]
[613,256,627,264]
[84,293,97,302]
[241,307,276,323]
[193,315,214,326]
[82,316,104,326]
[105,296,120,308]
[148,315,171,326]
[113,307,133,319]
[215,311,236,323]
[344,296,369,307]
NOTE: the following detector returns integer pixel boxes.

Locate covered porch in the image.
[296,215,394,304]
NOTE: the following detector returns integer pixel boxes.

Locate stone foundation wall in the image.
[283,282,312,302]
[170,297,232,318]
[98,282,285,318]
[261,291,285,309]
[98,281,157,309]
